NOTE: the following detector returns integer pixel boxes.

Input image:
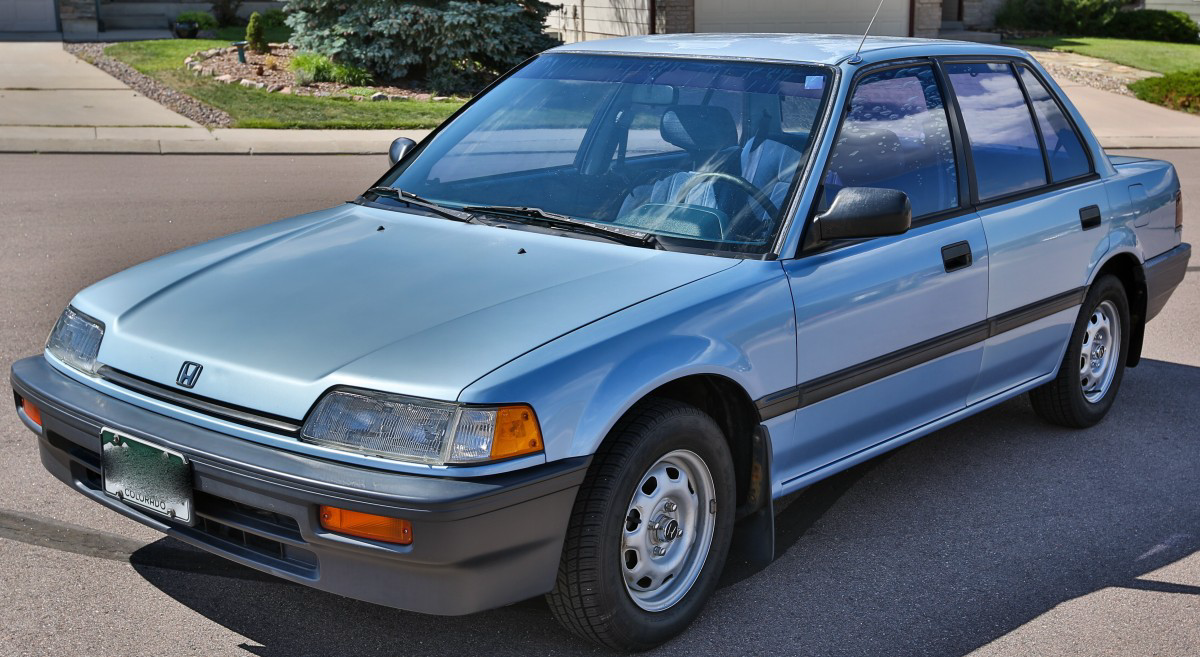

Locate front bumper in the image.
[10,356,588,615]
[1144,242,1191,322]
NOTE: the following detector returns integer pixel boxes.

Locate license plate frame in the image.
[101,428,194,525]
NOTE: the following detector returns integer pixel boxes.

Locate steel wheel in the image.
[621,449,716,612]
[1080,299,1121,403]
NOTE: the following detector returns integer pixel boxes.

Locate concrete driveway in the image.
[0,151,1196,656]
[0,42,203,131]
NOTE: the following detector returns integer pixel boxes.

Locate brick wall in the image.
[59,0,99,38]
[658,0,695,33]
[914,0,943,36]
[962,0,1005,28]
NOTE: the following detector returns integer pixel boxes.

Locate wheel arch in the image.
[1090,250,1146,366]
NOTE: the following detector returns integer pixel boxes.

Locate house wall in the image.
[1142,0,1200,24]
[692,0,911,36]
[549,0,652,42]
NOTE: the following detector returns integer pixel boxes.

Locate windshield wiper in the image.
[364,187,479,223]
[463,205,659,248]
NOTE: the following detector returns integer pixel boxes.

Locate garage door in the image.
[0,0,58,31]
[694,0,909,37]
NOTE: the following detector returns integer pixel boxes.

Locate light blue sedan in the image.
[10,34,1191,650]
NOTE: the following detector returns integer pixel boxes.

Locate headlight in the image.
[46,306,105,375]
[300,389,543,465]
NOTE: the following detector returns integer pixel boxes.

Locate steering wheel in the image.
[670,171,780,240]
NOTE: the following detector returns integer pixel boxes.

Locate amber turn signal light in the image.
[20,398,42,428]
[490,405,543,460]
[319,506,412,545]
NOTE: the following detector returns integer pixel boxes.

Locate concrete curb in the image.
[0,128,431,155]
[0,131,1190,154]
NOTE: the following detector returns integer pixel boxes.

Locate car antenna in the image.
[848,0,888,65]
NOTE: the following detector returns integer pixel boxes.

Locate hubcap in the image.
[621,449,716,612]
[1079,299,1121,403]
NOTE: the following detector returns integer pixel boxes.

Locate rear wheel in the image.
[1030,275,1130,428]
[547,399,735,651]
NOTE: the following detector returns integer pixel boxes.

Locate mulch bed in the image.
[64,42,233,128]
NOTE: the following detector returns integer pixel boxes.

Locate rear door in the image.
[774,62,989,489]
[942,61,1109,403]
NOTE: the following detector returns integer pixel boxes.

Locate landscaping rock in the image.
[433,96,450,101]
[280,86,292,94]
[215,74,234,83]
[371,92,388,101]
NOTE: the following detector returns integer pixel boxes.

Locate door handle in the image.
[941,241,973,273]
[1079,205,1101,230]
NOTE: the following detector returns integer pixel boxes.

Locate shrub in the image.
[175,10,218,30]
[290,51,373,86]
[210,0,243,26]
[996,0,1119,35]
[284,0,561,93]
[1105,10,1199,43]
[246,11,269,53]
[1130,70,1200,111]
[260,8,288,28]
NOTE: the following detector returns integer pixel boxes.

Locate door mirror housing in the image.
[808,187,911,247]
[388,137,417,166]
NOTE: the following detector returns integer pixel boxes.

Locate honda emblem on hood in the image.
[176,361,203,388]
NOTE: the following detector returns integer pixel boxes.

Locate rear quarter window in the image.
[1018,66,1091,182]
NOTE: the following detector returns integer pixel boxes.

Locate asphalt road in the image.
[0,152,1196,657]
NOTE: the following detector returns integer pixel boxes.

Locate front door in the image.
[774,62,989,492]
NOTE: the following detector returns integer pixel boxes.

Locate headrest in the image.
[660,105,738,154]
[829,126,907,183]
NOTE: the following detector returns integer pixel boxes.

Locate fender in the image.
[459,260,798,463]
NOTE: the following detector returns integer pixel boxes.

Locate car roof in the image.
[548,33,1027,67]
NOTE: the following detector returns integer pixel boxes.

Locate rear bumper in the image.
[1145,242,1191,322]
[10,355,588,615]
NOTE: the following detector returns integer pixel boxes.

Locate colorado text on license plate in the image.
[100,428,193,524]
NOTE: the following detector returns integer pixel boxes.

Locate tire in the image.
[1030,275,1131,428]
[547,399,736,651]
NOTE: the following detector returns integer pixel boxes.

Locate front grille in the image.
[98,366,302,435]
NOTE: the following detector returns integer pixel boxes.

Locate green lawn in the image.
[104,39,464,129]
[1007,36,1200,74]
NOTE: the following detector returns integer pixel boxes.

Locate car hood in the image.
[73,204,735,419]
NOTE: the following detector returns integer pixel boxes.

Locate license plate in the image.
[101,428,193,524]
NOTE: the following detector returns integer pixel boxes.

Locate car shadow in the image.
[129,359,1200,657]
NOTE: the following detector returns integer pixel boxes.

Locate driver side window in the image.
[822,65,959,219]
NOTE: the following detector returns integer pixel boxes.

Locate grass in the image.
[103,39,464,129]
[1007,36,1200,74]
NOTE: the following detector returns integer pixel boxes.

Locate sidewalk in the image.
[3,40,1200,153]
[0,42,426,154]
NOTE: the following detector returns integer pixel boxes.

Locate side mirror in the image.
[811,187,911,243]
[388,137,417,166]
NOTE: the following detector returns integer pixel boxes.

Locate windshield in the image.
[378,53,831,254]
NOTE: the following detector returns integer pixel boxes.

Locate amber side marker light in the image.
[20,398,42,428]
[319,506,412,545]
[490,404,543,460]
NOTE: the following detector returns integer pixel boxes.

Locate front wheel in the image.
[547,399,735,651]
[1030,275,1131,428]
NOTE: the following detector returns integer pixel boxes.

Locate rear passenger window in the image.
[822,65,959,218]
[1018,66,1091,181]
[946,62,1046,200]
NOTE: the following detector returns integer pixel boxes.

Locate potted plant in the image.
[172,11,217,39]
